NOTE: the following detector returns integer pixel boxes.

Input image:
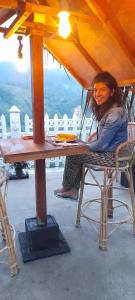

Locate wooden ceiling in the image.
[0,0,135,88]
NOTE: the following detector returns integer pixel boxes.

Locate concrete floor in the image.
[1,168,135,300]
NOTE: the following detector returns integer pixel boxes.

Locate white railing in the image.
[0,105,96,168]
[25,113,94,138]
[0,114,7,139]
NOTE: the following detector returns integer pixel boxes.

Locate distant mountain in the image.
[0,62,83,126]
[0,61,31,89]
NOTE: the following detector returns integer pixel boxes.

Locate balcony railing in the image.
[0,105,96,168]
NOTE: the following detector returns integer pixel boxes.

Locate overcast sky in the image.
[0,34,29,62]
[0,33,59,70]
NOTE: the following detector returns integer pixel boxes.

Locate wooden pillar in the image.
[30,33,47,225]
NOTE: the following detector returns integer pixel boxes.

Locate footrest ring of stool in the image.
[80,198,132,236]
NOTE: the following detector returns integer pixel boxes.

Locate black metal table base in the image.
[18,229,70,263]
[9,173,29,180]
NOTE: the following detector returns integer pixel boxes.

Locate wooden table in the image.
[0,137,88,222]
[0,138,89,260]
[0,138,88,163]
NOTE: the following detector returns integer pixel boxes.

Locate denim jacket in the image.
[89,106,128,152]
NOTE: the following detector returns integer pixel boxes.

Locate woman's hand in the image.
[87,131,97,142]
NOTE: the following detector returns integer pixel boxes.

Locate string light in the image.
[17,35,23,59]
[57,11,71,39]
[17,35,27,72]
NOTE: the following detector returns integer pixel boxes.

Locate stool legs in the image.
[99,191,107,250]
[99,186,108,250]
[128,167,135,235]
[107,171,113,218]
[76,167,85,227]
[0,216,6,241]
[76,164,135,250]
[0,191,18,276]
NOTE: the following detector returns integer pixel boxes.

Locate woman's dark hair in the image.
[91,71,123,121]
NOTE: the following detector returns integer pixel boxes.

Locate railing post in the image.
[73,106,82,136]
[25,114,30,134]
[81,118,87,141]
[9,105,21,138]
[54,114,59,134]
[1,114,7,138]
[63,114,68,132]
[72,113,78,134]
[45,113,49,136]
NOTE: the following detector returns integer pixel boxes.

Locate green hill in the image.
[0,62,83,126]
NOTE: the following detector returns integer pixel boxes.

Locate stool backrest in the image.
[128,122,135,139]
[115,122,135,166]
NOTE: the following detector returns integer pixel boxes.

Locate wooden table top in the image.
[0,138,89,163]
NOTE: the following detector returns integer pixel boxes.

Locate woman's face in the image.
[93,82,114,105]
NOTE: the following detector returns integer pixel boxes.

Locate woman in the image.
[55,71,128,200]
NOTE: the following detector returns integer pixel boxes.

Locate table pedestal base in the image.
[18,215,70,263]
[9,171,29,180]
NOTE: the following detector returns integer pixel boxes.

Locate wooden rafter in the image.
[44,42,87,87]
[0,27,5,33]
[0,1,91,21]
[0,25,27,35]
[75,43,102,73]
[43,35,101,73]
[24,20,57,34]
[4,5,31,38]
[85,0,135,67]
[44,30,102,73]
[69,24,102,73]
[44,0,58,26]
[44,33,81,44]
[24,1,91,21]
[118,79,135,87]
[0,10,15,25]
[38,6,101,74]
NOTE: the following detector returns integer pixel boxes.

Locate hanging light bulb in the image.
[57,11,71,39]
[16,35,27,72]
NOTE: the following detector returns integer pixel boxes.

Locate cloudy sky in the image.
[0,33,59,70]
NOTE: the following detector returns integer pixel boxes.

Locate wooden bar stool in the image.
[0,169,18,276]
[76,123,135,250]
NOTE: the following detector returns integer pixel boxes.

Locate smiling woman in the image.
[55,71,128,200]
[93,83,114,105]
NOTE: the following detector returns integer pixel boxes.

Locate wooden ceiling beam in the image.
[75,43,102,73]
[118,79,135,87]
[43,0,58,26]
[0,0,90,20]
[44,34,80,44]
[85,0,135,67]
[43,21,101,73]
[0,26,6,33]
[44,43,87,87]
[24,1,91,21]
[24,20,58,34]
[44,35,101,77]
[0,1,91,25]
[0,25,28,35]
[4,5,31,38]
[0,10,15,25]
